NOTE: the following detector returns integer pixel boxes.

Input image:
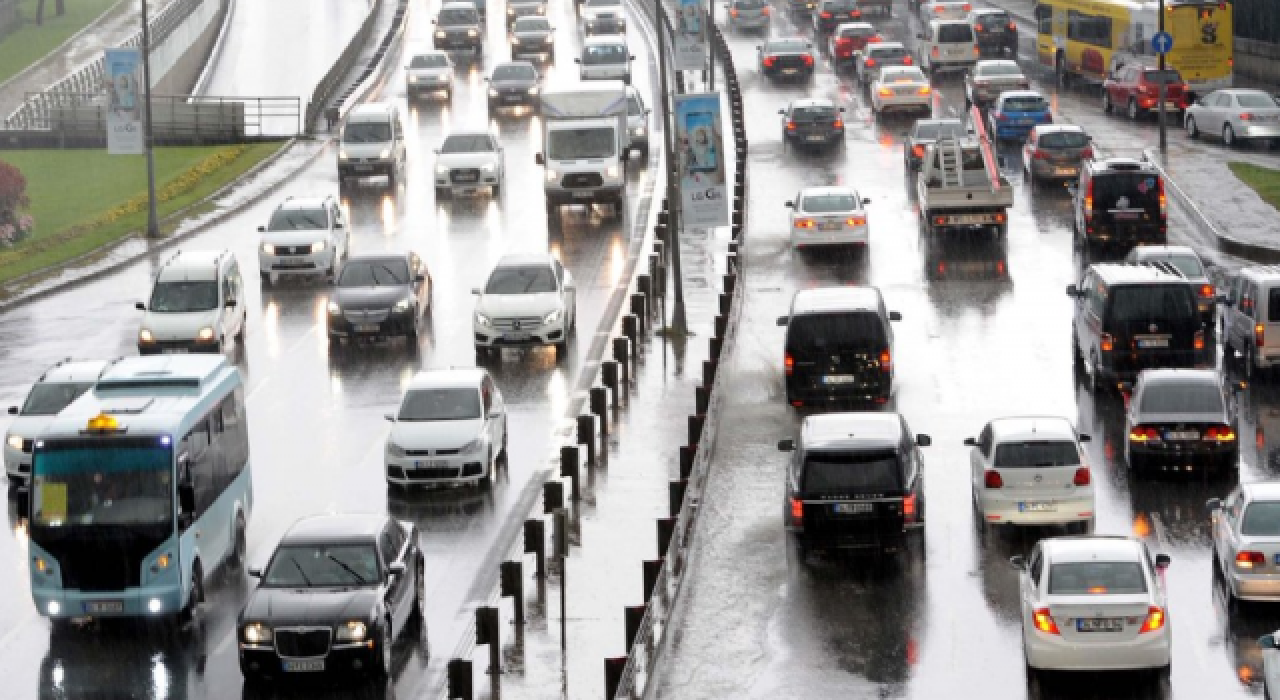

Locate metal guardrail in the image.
[303,0,386,134]
[11,91,299,142]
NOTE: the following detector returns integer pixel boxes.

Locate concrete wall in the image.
[152,0,227,94]
[1236,38,1280,89]
[0,0,18,39]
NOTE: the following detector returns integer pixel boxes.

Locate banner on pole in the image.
[104,48,143,155]
[672,0,707,71]
[674,92,728,228]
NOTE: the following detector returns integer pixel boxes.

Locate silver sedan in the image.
[1185,88,1280,148]
[1209,481,1280,604]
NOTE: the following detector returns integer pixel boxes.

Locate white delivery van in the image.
[536,81,629,222]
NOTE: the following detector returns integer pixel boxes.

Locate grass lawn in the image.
[0,142,283,284]
[1229,162,1280,213]
[0,0,119,85]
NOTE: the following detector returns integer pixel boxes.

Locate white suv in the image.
[5,359,106,488]
[473,253,576,362]
[384,369,507,489]
[434,130,505,199]
[257,196,349,285]
[137,250,246,355]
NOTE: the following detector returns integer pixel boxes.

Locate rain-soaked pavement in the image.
[651,3,1280,700]
[0,0,665,697]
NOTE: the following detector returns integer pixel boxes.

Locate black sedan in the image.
[326,252,432,346]
[238,514,424,681]
[757,38,815,83]
[487,60,540,113]
[780,98,845,153]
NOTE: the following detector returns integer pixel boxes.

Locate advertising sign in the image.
[674,92,727,228]
[104,48,143,155]
[673,0,707,71]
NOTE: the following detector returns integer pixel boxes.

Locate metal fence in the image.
[1235,0,1280,43]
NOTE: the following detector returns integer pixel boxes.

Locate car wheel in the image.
[435,187,450,201]
[235,313,246,342]
[493,182,502,198]
[1186,115,1200,139]
[1127,98,1140,120]
[178,565,203,624]
[373,619,393,677]
[406,313,419,343]
[1102,91,1112,114]
[554,341,568,362]
[480,451,494,487]
[475,346,491,364]
[1224,123,1237,148]
[259,271,272,288]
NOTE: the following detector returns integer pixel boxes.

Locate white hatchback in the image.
[1015,536,1172,679]
[785,186,870,249]
[968,416,1095,534]
[4,359,106,487]
[384,369,507,489]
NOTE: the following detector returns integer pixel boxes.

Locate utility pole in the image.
[140,0,160,238]
[656,0,687,335]
[707,0,715,90]
[1157,0,1168,158]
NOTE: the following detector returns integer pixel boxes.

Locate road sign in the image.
[1151,31,1174,54]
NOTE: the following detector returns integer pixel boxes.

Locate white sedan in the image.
[967,416,1095,535]
[870,66,932,116]
[384,368,507,488]
[1014,536,1172,679]
[785,186,870,249]
[434,130,505,199]
[473,252,577,362]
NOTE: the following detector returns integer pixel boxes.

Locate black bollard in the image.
[613,337,630,388]
[561,445,581,501]
[703,360,717,388]
[714,314,727,339]
[590,387,609,439]
[475,606,501,674]
[601,361,620,408]
[630,294,647,334]
[637,273,652,307]
[622,315,639,349]
[500,560,524,625]
[448,659,473,700]
[710,337,722,362]
[577,414,596,469]
[604,657,627,699]
[624,605,646,650]
[679,445,695,480]
[656,518,676,558]
[543,479,564,514]
[669,479,687,518]
[524,519,546,580]
[719,292,731,316]
[643,559,663,602]
[688,414,705,446]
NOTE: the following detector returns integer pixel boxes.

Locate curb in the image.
[0,0,128,101]
[190,0,236,97]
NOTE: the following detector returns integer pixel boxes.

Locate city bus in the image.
[1033,0,1233,92]
[27,355,252,625]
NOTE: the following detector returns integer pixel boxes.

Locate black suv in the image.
[969,8,1017,56]
[812,0,861,34]
[1071,157,1167,250]
[433,2,483,55]
[780,98,845,153]
[777,286,900,407]
[779,412,930,561]
[1067,262,1210,393]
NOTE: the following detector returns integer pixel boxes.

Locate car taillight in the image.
[974,22,983,31]
[1129,426,1160,442]
[835,37,851,48]
[1081,145,1094,159]
[1157,178,1166,216]
[995,112,1009,121]
[865,58,876,67]
[763,56,776,67]
[903,494,917,521]
[784,352,794,376]
[793,217,814,228]
[1008,21,1016,30]
[918,86,932,95]
[786,120,797,131]
[869,35,882,43]
[846,216,865,226]
[973,45,981,55]
[879,347,891,371]
[833,119,844,129]
[762,5,770,13]
[802,55,813,66]
[1033,608,1060,635]
[984,470,1003,488]
[1073,467,1091,486]
[962,2,971,9]
[1200,284,1215,299]
[1237,550,1266,569]
[790,497,804,523]
[877,87,893,97]
[1240,112,1255,122]
[912,145,924,157]
[1084,178,1094,217]
[1205,425,1237,442]
[933,4,943,11]
[1257,322,1266,348]
[1194,330,1206,351]
[931,46,940,57]
[820,11,832,17]
[730,7,739,15]
[1033,148,1048,160]
[1138,606,1166,634]
[1100,332,1113,351]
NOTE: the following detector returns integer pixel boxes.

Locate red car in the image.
[1103,64,1191,121]
[828,22,881,71]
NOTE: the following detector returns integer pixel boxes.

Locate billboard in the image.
[673,0,707,71]
[104,48,143,155]
[674,92,727,228]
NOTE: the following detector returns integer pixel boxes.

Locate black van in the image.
[1071,157,1167,249]
[777,287,901,407]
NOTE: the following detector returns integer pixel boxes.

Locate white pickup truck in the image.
[915,137,1013,237]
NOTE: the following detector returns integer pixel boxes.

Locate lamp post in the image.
[1157,0,1168,158]
[140,0,159,238]
[655,0,687,336]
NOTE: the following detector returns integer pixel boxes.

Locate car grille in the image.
[404,448,462,457]
[274,245,312,256]
[451,168,481,184]
[493,316,542,331]
[562,173,603,188]
[49,538,155,591]
[275,628,332,658]
[404,466,461,480]
[344,310,390,323]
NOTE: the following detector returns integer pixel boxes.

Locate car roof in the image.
[441,1,479,9]
[1089,262,1186,285]
[347,103,396,121]
[1088,156,1159,174]
[789,97,836,108]
[791,286,884,315]
[866,41,905,50]
[1043,536,1146,563]
[835,22,875,31]
[280,514,389,546]
[1241,481,1280,502]
[1136,368,1220,387]
[496,252,555,268]
[988,416,1078,444]
[276,196,330,210]
[970,7,1007,13]
[802,412,904,452]
[38,359,110,384]
[914,118,963,128]
[799,185,857,197]
[1218,88,1273,97]
[405,368,487,391]
[157,250,228,282]
[585,35,627,45]
[881,65,923,74]
[1127,244,1200,261]
[929,18,972,26]
[997,90,1043,101]
[1236,265,1280,284]
[1032,124,1084,135]
[493,60,536,71]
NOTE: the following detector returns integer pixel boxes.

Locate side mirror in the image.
[385,413,396,422]
[777,438,795,452]
[889,311,902,321]
[248,568,262,579]
[644,108,651,115]
[1078,433,1092,443]
[997,155,1008,168]
[415,273,426,282]
[335,222,344,229]
[1009,555,1027,571]
[471,287,482,295]
[1206,497,1223,512]
[1065,284,1080,297]
[916,434,932,447]
[432,148,440,154]
[574,58,582,63]
[917,32,925,39]
[776,315,789,326]
[778,108,786,115]
[963,437,977,446]
[256,225,265,233]
[630,55,636,60]
[784,200,795,208]
[225,298,236,308]
[535,152,546,165]
[756,46,763,52]
[1261,634,1278,650]
[388,561,406,577]
[6,406,17,415]
[1155,554,1171,570]
[135,301,146,311]
[489,407,504,417]
[862,197,871,205]
[839,107,846,112]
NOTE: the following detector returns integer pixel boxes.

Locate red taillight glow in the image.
[1205,425,1237,442]
[790,497,804,522]
[761,5,770,13]
[729,7,739,16]
[974,22,984,31]
[984,470,1003,489]
[1082,145,1094,159]
[820,11,832,18]
[833,119,844,129]
[1139,606,1166,634]
[1008,21,1016,30]
[877,87,893,97]
[879,348,891,371]
[865,58,876,67]
[912,145,924,157]
[1100,333,1114,352]
[918,86,932,95]
[1085,178,1094,217]
[1073,467,1091,486]
[1194,330,1206,351]
[1240,112,1255,121]
[794,217,814,228]
[784,353,794,376]
[1130,426,1160,442]
[846,216,865,226]
[786,120,797,131]
[903,494,917,521]
[902,55,913,65]
[1033,608,1060,635]
[1033,148,1048,160]
[802,55,814,66]
[1257,323,1266,348]
[1238,550,1266,569]
[1157,177,1167,216]
[1200,284,1215,298]
[763,56,776,67]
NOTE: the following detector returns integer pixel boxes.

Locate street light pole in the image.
[140,0,160,238]
[655,0,687,335]
[1157,0,1168,158]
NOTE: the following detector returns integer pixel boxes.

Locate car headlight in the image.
[261,242,275,255]
[139,329,155,344]
[336,620,368,642]
[311,241,326,253]
[6,434,23,451]
[543,309,562,325]
[511,36,520,45]
[545,169,558,183]
[481,163,496,172]
[528,86,539,95]
[537,4,545,12]
[338,149,349,161]
[489,88,499,97]
[436,30,446,38]
[436,163,450,175]
[508,6,516,13]
[459,438,483,454]
[408,74,418,84]
[632,126,645,136]
[242,622,272,644]
[394,297,412,312]
[196,327,216,342]
[379,148,391,159]
[327,300,341,315]
[468,28,479,36]
[475,311,492,327]
[545,34,553,42]
[387,441,407,457]
[606,165,620,179]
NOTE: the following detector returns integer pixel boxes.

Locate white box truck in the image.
[536,81,629,222]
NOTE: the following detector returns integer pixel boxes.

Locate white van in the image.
[337,103,407,187]
[577,36,634,83]
[256,195,349,285]
[136,250,246,355]
[919,19,978,75]
[1223,266,1280,381]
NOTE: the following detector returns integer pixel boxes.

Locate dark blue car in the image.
[987,90,1052,141]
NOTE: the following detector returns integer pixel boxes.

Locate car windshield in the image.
[410,54,448,68]
[937,24,974,42]
[546,127,615,159]
[913,120,964,140]
[839,26,875,37]
[1139,381,1223,414]
[399,388,482,421]
[438,7,477,24]
[21,382,94,416]
[339,259,409,287]
[31,442,173,528]
[1048,561,1147,595]
[1236,92,1279,108]
[802,450,903,493]
[979,63,1021,76]
[767,40,809,53]
[1109,284,1195,323]
[787,312,885,350]
[584,44,627,63]
[486,266,557,294]
[441,134,494,153]
[1095,173,1162,210]
[993,441,1080,467]
[343,121,391,143]
[735,0,767,7]
[1147,254,1204,278]
[801,193,858,212]
[792,105,837,121]
[1001,95,1049,112]
[1142,69,1182,85]
[493,64,536,81]
[263,544,380,587]
[1242,502,1280,536]
[516,18,551,30]
[267,207,327,231]
[825,0,856,10]
[149,280,218,313]
[588,0,621,6]
[1038,130,1089,148]
[975,11,1009,23]
[884,68,924,82]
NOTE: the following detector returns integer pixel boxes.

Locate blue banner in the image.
[104,48,143,155]
[674,92,728,228]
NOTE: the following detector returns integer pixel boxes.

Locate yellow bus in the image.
[1033,0,1233,92]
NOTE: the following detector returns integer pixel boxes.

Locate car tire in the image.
[475,346,492,364]
[1102,91,1113,114]
[435,187,450,201]
[178,566,203,625]
[1127,97,1140,121]
[554,341,568,362]
[1224,123,1237,148]
[260,271,272,288]
[1186,115,1200,139]
[407,313,419,343]
[493,182,502,198]
[373,619,393,677]
[235,313,246,343]
[481,451,494,487]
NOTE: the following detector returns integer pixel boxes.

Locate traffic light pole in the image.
[656,0,687,336]
[141,0,159,238]
[1157,0,1168,157]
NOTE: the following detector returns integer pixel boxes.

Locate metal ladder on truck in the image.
[936,138,964,188]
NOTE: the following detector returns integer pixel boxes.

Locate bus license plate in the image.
[822,374,855,385]
[85,600,123,614]
[283,659,325,672]
[504,332,532,341]
[951,214,992,225]
[1077,618,1123,633]
[833,502,873,515]
[1019,502,1055,512]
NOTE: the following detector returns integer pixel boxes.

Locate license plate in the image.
[505,332,532,341]
[783,68,798,74]
[162,348,188,355]
[353,165,373,172]
[1136,337,1169,349]
[454,175,478,183]
[415,460,449,468]
[806,135,825,142]
[282,659,325,672]
[822,374,855,385]
[1112,210,1142,220]
[85,600,123,614]
[1076,618,1124,633]
[355,323,381,333]
[833,502,873,515]
[1166,430,1199,440]
[952,214,993,225]
[504,95,522,102]
[1164,102,1180,110]
[1019,501,1055,512]
[571,191,595,199]
[820,222,843,231]
[277,261,310,268]
[1055,167,1078,176]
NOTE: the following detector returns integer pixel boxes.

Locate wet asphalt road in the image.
[652,3,1280,700]
[0,0,663,697]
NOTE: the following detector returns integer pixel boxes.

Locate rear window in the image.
[767,40,809,53]
[1139,381,1223,414]
[410,54,448,68]
[1038,131,1088,148]
[913,120,964,140]
[937,24,974,42]
[1241,502,1280,536]
[1141,69,1183,85]
[974,11,1009,24]
[839,25,876,37]
[1001,95,1049,112]
[802,450,903,493]
[734,0,768,7]
[787,312,885,349]
[825,0,856,10]
[792,106,837,121]
[801,193,858,212]
[1092,173,1162,210]
[438,7,477,24]
[869,46,909,59]
[1161,254,1204,278]
[993,441,1080,468]
[1237,92,1280,109]
[1270,289,1280,323]
[1048,562,1148,595]
[1108,284,1196,324]
[978,63,1022,76]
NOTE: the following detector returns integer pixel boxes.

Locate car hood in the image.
[5,415,54,442]
[333,285,411,311]
[242,587,380,627]
[260,230,328,247]
[513,29,552,39]
[1134,411,1229,426]
[142,309,220,341]
[390,418,484,451]
[341,142,391,159]
[582,6,623,20]
[491,78,536,91]
[437,152,500,169]
[477,292,561,317]
[408,67,451,80]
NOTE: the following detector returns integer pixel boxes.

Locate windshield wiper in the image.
[290,558,313,587]
[325,553,369,585]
